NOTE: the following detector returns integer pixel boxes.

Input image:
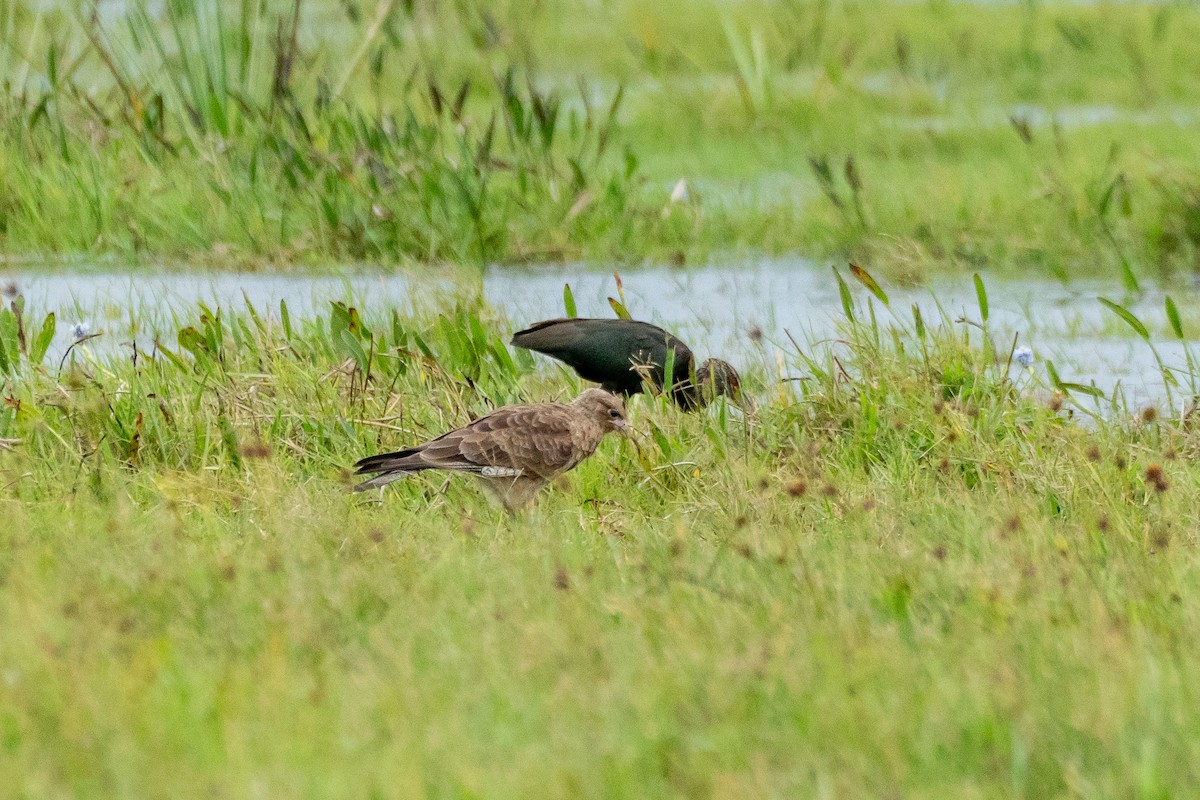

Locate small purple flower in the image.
[1014,346,1034,368]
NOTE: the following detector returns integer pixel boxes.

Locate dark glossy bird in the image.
[353,389,627,509]
[510,317,741,410]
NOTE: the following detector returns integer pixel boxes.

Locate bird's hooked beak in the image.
[612,417,630,434]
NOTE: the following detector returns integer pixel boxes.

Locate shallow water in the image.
[898,102,1200,134]
[2,257,1195,411]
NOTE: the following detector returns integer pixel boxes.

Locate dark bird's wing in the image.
[510,318,694,394]
[353,404,580,491]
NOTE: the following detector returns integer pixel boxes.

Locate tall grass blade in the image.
[218,407,243,469]
[608,297,632,320]
[973,273,989,323]
[832,267,855,322]
[1165,296,1184,338]
[563,283,577,318]
[340,329,370,373]
[280,300,293,340]
[1098,298,1150,341]
[662,346,676,397]
[1117,254,1140,295]
[30,313,55,365]
[650,422,673,458]
[1046,359,1105,398]
[1045,359,1063,390]
[0,309,19,371]
[613,272,626,309]
[1063,381,1104,398]
[849,263,888,306]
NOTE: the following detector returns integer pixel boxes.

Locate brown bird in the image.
[352,389,628,509]
[510,317,742,410]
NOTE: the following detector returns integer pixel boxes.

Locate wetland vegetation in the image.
[2,270,1200,795]
[2,0,1200,276]
[4,1,1200,797]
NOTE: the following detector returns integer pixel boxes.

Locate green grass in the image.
[5,2,1200,792]
[2,0,1200,276]
[3,274,1200,795]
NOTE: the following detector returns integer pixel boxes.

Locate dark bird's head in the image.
[573,388,629,434]
[679,358,745,410]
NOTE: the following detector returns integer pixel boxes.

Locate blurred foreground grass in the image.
[3,276,1200,796]
[2,0,1200,277]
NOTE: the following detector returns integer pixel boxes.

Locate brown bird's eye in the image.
[609,409,621,418]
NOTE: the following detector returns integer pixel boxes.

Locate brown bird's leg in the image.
[478,476,545,514]
[477,479,513,512]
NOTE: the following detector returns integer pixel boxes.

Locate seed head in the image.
[784,479,808,497]
[1144,464,1169,493]
[554,567,571,591]
[239,441,270,459]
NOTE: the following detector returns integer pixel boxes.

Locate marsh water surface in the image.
[4,257,1192,411]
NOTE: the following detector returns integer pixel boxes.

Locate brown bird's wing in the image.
[353,404,580,491]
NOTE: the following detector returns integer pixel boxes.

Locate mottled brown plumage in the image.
[353,389,627,509]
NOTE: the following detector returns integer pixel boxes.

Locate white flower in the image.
[1014,346,1034,368]
[71,321,91,341]
[669,178,690,204]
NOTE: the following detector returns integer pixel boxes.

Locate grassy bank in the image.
[2,0,1200,276]
[2,275,1200,795]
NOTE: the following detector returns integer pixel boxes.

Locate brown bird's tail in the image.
[352,446,428,492]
